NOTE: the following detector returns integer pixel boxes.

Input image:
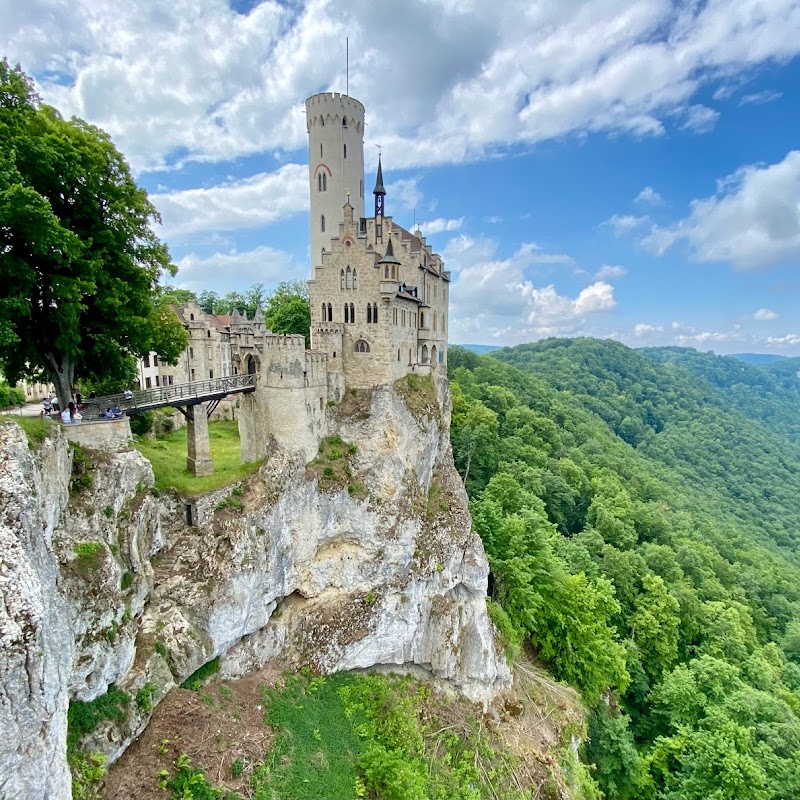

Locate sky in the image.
[3,0,800,355]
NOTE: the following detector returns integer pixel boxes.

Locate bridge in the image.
[83,374,257,477]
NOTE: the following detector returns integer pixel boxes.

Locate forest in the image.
[449,339,800,799]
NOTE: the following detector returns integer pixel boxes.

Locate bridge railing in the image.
[83,373,257,417]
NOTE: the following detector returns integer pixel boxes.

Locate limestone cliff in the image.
[0,375,509,800]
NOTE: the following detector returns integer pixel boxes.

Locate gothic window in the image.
[352,268,357,289]
[342,116,348,128]
[420,312,424,328]
[321,302,326,321]
[340,270,345,290]
[318,174,322,191]
[320,116,324,127]
[421,344,429,363]
[343,143,347,158]
[391,265,396,279]
[354,339,370,353]
[320,143,323,157]
[344,304,349,323]
[431,346,437,366]
[350,303,355,322]
[438,347,444,364]
[346,266,352,289]
[190,314,194,321]
[322,173,327,191]
[321,214,325,232]
[385,265,389,278]
[373,303,378,323]
[367,304,372,324]
[328,303,332,322]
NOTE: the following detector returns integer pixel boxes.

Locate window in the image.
[320,143,323,157]
[322,302,326,321]
[438,348,444,364]
[340,270,345,290]
[402,310,406,326]
[190,313,194,320]
[354,339,370,353]
[318,173,322,191]
[433,312,437,332]
[431,346,437,365]
[191,369,195,381]
[367,304,372,324]
[169,376,174,386]
[155,376,160,387]
[350,303,355,322]
[385,265,389,278]
[421,344,429,363]
[343,143,347,158]
[144,354,150,367]
[397,349,401,361]
[342,116,347,127]
[344,304,349,323]
[393,308,397,324]
[352,268,357,289]
[209,370,214,379]
[321,214,325,232]
[346,266,352,289]
[328,303,332,322]
[373,303,378,323]
[145,377,152,388]
[391,265,396,279]
[420,312,425,328]
[189,347,194,358]
[206,330,210,338]
[408,348,412,365]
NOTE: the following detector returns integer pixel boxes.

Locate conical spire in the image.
[373,154,386,196]
[377,237,401,266]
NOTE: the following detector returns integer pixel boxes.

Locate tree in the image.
[264,280,310,344]
[0,60,187,408]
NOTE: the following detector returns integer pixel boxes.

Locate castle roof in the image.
[377,237,401,265]
[373,155,386,196]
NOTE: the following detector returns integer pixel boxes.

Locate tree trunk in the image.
[45,353,74,414]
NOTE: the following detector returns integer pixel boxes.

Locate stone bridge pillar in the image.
[186,403,213,476]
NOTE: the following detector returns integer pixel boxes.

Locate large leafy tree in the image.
[0,60,186,407]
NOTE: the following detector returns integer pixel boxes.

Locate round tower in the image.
[306,92,365,269]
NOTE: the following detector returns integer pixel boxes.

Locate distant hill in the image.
[731,352,787,364]
[459,343,502,354]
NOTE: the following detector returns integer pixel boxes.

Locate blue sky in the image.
[3,0,800,354]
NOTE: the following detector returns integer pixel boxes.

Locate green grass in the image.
[0,414,53,446]
[181,657,221,691]
[134,420,262,497]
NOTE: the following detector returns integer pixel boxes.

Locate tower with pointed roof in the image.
[306,91,451,396]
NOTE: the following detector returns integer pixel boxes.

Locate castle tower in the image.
[306,92,365,268]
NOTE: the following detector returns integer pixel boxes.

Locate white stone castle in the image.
[138,91,450,467]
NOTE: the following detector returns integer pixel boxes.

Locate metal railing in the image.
[83,373,257,417]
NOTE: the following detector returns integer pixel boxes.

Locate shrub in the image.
[0,381,25,409]
[136,682,158,713]
[181,657,221,691]
[129,411,154,437]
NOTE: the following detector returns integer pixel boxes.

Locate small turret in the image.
[374,154,386,242]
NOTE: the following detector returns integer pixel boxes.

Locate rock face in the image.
[0,376,509,799]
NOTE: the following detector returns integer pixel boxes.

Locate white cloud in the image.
[753,308,779,321]
[595,264,627,280]
[739,90,782,106]
[633,323,664,336]
[635,186,663,205]
[418,217,464,236]
[152,164,308,238]
[642,150,800,269]
[5,0,800,171]
[386,177,423,211]
[768,334,800,346]
[680,104,720,133]
[604,214,649,235]
[172,244,300,294]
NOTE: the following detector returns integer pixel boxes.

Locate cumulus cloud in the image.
[5,0,800,171]
[151,164,308,238]
[418,217,464,236]
[635,186,663,205]
[604,214,649,235]
[172,244,301,294]
[595,264,627,280]
[633,323,663,336]
[768,334,800,346]
[754,308,779,320]
[642,150,800,269]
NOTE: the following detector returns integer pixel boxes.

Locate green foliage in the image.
[67,685,131,752]
[307,434,361,493]
[451,338,800,798]
[162,753,237,800]
[264,280,311,347]
[181,657,221,691]
[68,751,106,800]
[135,682,157,713]
[0,380,24,408]
[0,413,51,445]
[128,410,154,437]
[0,60,187,407]
[69,444,94,492]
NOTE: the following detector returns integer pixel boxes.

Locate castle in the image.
[138,91,450,467]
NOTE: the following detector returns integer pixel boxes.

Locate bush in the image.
[0,381,25,409]
[129,411,154,437]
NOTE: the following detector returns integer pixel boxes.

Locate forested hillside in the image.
[449,339,800,799]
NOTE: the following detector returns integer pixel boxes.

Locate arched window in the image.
[340,269,345,290]
[318,174,322,191]
[373,303,378,323]
[322,173,327,191]
[207,330,211,338]
[320,143,323,157]
[390,265,396,279]
[352,268,357,289]
[438,347,444,364]
[343,143,347,158]
[327,303,332,321]
[321,214,325,232]
[342,116,348,128]
[344,304,349,323]
[320,116,325,127]
[321,302,326,321]
[421,345,429,364]
[354,339,370,353]
[431,345,437,365]
[385,265,389,278]
[190,313,195,321]
[366,304,372,324]
[346,266,352,289]
[350,303,355,322]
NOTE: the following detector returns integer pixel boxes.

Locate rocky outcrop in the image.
[0,375,508,799]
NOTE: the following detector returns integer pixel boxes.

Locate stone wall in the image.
[62,417,132,451]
